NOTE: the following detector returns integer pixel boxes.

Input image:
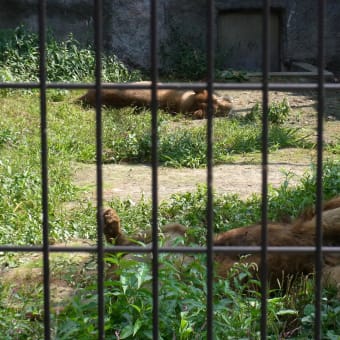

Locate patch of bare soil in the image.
[73,162,311,203]
[228,88,340,146]
[0,240,95,313]
[227,89,340,121]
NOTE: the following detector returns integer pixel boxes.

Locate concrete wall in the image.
[215,0,340,72]
[0,0,94,44]
[1,0,339,73]
[217,11,281,71]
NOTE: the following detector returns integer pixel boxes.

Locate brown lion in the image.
[78,81,232,119]
[103,196,340,289]
[214,197,340,287]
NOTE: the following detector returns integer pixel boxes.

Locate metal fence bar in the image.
[150,0,160,338]
[260,0,270,338]
[93,0,105,338]
[2,245,340,254]
[315,0,326,338]
[0,2,336,339]
[38,1,50,339]
[206,0,215,338]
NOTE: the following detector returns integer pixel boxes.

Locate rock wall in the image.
[0,0,95,44]
[1,0,339,72]
[103,0,167,69]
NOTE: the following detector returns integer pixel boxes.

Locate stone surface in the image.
[1,0,339,72]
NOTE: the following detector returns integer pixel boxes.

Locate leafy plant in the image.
[0,26,141,82]
[216,69,249,82]
[52,247,340,339]
[325,139,340,155]
[161,27,207,80]
[246,98,291,125]
[269,98,291,125]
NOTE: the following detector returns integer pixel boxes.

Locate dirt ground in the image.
[74,162,311,202]
[227,88,340,121]
[73,88,340,203]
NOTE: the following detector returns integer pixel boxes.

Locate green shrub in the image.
[53,254,300,339]
[246,99,291,125]
[161,27,207,80]
[161,27,249,81]
[0,26,141,82]
[216,69,249,82]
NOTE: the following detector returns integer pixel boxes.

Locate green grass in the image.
[0,90,339,337]
[53,163,340,339]
[1,87,338,338]
[2,128,339,339]
[99,105,314,168]
[0,27,339,339]
[0,89,326,245]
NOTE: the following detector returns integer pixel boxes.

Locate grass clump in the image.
[0,26,141,82]
[99,105,312,167]
[245,99,291,125]
[0,93,94,245]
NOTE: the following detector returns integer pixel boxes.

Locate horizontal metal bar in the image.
[0,82,339,91]
[0,245,44,252]
[1,245,340,254]
[0,82,92,89]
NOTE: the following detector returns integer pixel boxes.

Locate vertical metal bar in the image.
[150,0,159,339]
[206,0,214,339]
[94,0,105,339]
[38,1,50,339]
[315,0,325,338]
[261,0,270,338]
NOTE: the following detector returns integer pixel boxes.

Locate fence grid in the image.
[1,0,339,339]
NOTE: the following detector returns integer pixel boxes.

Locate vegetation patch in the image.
[0,26,141,83]
[99,103,314,167]
[0,26,339,339]
[1,162,339,338]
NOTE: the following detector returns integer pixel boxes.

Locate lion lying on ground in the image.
[103,196,340,289]
[79,81,232,119]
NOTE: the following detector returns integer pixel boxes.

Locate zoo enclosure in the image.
[0,0,339,339]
